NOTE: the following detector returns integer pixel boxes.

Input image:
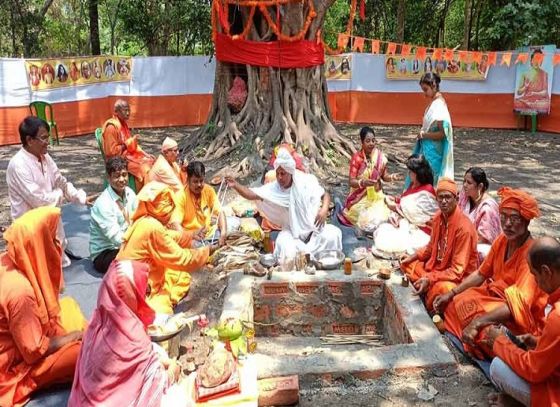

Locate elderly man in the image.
[146,136,186,195]
[226,148,342,260]
[434,187,547,360]
[6,116,94,267]
[170,161,227,246]
[400,178,478,312]
[89,157,138,274]
[101,99,154,188]
[483,237,560,407]
[0,207,87,407]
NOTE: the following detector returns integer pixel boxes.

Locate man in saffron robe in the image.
[146,137,186,195]
[483,237,560,407]
[0,207,87,407]
[400,178,478,313]
[101,99,155,188]
[117,182,219,315]
[434,187,547,360]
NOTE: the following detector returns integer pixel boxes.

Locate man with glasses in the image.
[6,116,95,267]
[146,136,186,195]
[101,99,154,189]
[401,177,479,313]
[433,187,547,361]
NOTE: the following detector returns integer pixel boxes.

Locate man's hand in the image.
[208,244,220,256]
[517,333,538,350]
[362,178,378,187]
[314,207,328,228]
[480,325,505,349]
[194,227,207,242]
[224,176,238,188]
[433,291,454,313]
[400,254,413,265]
[85,193,100,206]
[162,358,181,384]
[411,277,430,295]
[462,320,482,346]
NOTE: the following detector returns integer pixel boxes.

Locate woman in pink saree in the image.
[68,260,189,407]
[338,127,402,230]
[458,167,501,259]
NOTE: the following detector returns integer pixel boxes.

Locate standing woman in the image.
[408,72,453,186]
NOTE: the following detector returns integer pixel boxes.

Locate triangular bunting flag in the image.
[532,51,544,65]
[371,40,380,54]
[443,49,454,62]
[458,51,468,62]
[432,48,443,60]
[387,42,397,55]
[487,52,497,66]
[472,51,482,64]
[501,53,512,66]
[515,52,529,64]
[352,37,365,52]
[337,33,349,49]
[553,53,560,66]
[415,47,427,60]
[401,44,411,56]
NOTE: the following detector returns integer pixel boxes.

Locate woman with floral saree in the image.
[338,127,402,229]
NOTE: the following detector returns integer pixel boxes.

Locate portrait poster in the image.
[385,53,489,81]
[325,54,352,80]
[25,56,132,91]
[513,45,555,114]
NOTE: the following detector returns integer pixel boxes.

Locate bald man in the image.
[146,137,186,194]
[101,99,154,188]
[483,237,560,407]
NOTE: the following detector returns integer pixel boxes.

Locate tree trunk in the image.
[462,0,473,49]
[89,0,101,55]
[396,0,406,43]
[187,0,354,173]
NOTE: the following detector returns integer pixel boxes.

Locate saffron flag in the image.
[387,42,397,55]
[515,53,529,64]
[352,37,365,52]
[371,40,380,54]
[501,53,512,66]
[415,47,427,60]
[432,48,443,60]
[401,44,411,56]
[488,52,497,66]
[337,33,349,49]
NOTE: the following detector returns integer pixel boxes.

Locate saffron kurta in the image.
[444,235,548,359]
[117,216,209,314]
[493,287,560,407]
[0,207,86,407]
[146,154,186,195]
[171,184,220,238]
[401,207,478,312]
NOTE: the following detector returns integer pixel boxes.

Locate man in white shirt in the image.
[6,116,94,266]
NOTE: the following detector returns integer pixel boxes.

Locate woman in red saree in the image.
[338,127,402,229]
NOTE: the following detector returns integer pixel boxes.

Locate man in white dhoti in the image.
[225,148,342,260]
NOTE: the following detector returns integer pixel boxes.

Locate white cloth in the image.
[399,190,438,226]
[6,148,87,219]
[274,225,342,260]
[421,97,454,180]
[374,219,430,254]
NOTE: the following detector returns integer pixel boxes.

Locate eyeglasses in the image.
[500,213,523,225]
[34,135,50,143]
[437,195,456,202]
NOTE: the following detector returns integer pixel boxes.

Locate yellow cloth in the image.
[172,184,220,238]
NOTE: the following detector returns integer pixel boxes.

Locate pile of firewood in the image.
[210,232,260,273]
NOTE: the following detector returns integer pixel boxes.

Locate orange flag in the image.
[501,52,512,66]
[533,52,544,65]
[416,47,427,60]
[443,49,454,62]
[352,36,365,52]
[472,51,482,63]
[553,53,560,66]
[487,52,497,66]
[458,51,468,62]
[515,52,529,64]
[371,40,380,54]
[401,44,411,56]
[337,33,349,49]
[387,42,397,55]
[432,48,443,60]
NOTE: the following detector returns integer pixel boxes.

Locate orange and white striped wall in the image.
[0,53,559,146]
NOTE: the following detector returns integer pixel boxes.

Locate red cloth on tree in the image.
[215,33,325,68]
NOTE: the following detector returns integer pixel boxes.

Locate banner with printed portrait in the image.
[385,53,489,81]
[25,56,132,91]
[325,54,352,80]
[513,45,555,114]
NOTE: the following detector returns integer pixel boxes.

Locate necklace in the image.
[436,218,449,262]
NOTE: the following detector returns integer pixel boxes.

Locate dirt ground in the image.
[0,124,558,406]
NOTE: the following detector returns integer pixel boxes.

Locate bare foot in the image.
[488,392,526,407]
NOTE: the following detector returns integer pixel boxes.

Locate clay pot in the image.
[378,268,391,280]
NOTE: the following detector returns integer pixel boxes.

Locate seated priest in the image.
[0,207,87,407]
[146,137,186,195]
[400,177,479,313]
[225,148,342,261]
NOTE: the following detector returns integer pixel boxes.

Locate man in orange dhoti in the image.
[117,182,219,315]
[434,187,547,360]
[102,99,155,189]
[0,207,87,407]
[146,137,186,195]
[400,178,478,312]
[483,237,560,407]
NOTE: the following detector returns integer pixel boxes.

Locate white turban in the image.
[161,137,178,152]
[273,148,296,175]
